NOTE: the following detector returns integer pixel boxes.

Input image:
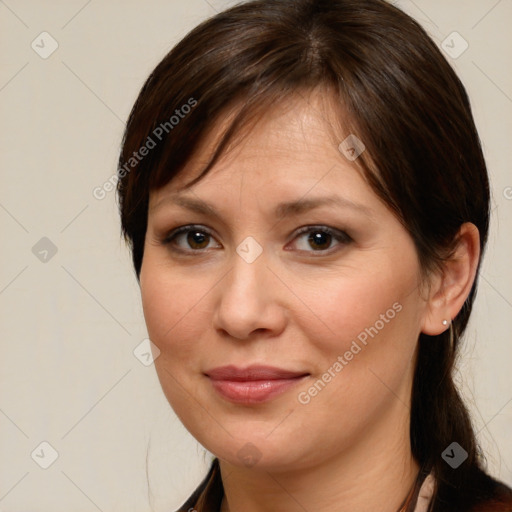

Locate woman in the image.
[116,0,512,510]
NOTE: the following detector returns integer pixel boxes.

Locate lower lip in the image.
[209,376,309,404]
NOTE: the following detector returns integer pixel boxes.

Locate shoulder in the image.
[472,481,512,511]
[466,468,512,512]
[410,466,511,512]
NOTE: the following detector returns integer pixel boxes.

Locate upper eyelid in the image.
[165,224,344,239]
[162,225,219,248]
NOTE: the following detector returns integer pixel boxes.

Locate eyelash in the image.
[160,224,353,256]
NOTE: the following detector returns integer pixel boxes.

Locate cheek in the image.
[294,256,421,360]
[140,255,228,377]
[302,263,422,398]
[140,262,213,428]
[293,273,421,443]
[140,261,202,362]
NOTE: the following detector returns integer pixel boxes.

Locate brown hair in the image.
[117,0,492,509]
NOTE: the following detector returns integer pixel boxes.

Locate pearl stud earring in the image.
[442,319,449,326]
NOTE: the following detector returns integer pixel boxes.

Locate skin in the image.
[139,89,480,512]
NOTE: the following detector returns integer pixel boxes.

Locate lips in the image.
[204,365,310,404]
[205,365,309,381]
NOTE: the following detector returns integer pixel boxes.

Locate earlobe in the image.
[421,223,480,336]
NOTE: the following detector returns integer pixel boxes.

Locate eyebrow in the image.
[151,194,374,219]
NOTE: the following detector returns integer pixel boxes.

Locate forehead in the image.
[150,89,359,200]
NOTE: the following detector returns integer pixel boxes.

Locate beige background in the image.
[0,1,511,510]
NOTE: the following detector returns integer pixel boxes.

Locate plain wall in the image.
[0,1,511,510]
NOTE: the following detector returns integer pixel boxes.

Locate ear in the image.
[421,223,480,336]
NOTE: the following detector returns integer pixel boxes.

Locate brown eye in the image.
[162,225,220,252]
[186,230,210,249]
[291,226,352,254]
[307,231,333,250]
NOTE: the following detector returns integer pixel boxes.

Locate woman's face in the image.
[140,92,430,471]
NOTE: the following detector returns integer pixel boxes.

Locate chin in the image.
[200,431,312,472]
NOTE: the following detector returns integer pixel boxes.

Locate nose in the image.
[212,247,287,341]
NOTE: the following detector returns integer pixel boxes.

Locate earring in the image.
[442,319,449,326]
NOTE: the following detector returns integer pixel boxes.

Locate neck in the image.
[219,401,419,512]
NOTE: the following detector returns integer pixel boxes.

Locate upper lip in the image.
[205,365,309,381]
